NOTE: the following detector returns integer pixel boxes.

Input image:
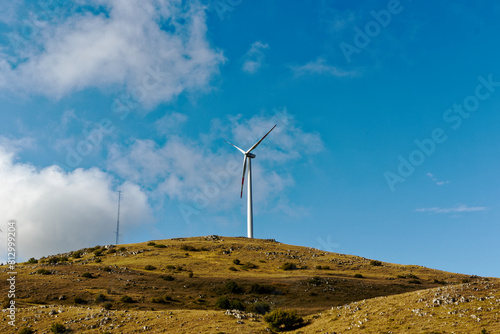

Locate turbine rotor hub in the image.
[247,153,256,158]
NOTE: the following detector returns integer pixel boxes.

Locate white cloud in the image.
[415,204,488,214]
[425,172,449,186]
[0,143,151,262]
[242,41,269,74]
[291,58,358,77]
[106,110,323,219]
[0,0,225,108]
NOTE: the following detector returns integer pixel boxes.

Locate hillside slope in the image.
[1,236,498,333]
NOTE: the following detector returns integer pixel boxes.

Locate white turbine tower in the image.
[225,124,277,238]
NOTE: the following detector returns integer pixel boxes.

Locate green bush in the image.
[264,308,304,331]
[242,262,258,270]
[188,271,194,278]
[180,244,197,251]
[224,281,244,294]
[27,257,38,264]
[165,265,176,270]
[233,259,241,265]
[81,272,94,278]
[74,297,86,304]
[247,302,270,315]
[281,263,297,271]
[102,302,113,310]
[120,295,134,303]
[228,266,238,271]
[229,299,245,311]
[95,293,107,302]
[249,283,274,294]
[215,296,230,309]
[94,258,102,263]
[407,273,419,279]
[72,251,83,259]
[93,249,103,257]
[161,275,175,281]
[154,244,167,248]
[354,273,364,278]
[19,327,34,334]
[370,260,382,266]
[118,247,126,252]
[37,269,52,275]
[147,241,156,246]
[144,265,157,270]
[50,322,66,333]
[108,248,116,253]
[409,279,421,284]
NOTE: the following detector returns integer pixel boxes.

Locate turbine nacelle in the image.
[246,153,256,158]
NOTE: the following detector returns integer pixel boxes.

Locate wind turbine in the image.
[225,124,277,238]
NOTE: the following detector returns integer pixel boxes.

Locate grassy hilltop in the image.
[1,236,499,333]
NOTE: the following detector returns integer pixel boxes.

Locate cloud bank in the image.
[0,143,151,262]
[0,0,225,108]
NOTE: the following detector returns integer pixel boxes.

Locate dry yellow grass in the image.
[1,236,498,333]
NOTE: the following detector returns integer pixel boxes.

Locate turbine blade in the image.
[240,155,247,198]
[224,140,246,154]
[247,124,277,153]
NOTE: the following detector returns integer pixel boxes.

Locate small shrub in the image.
[151,297,166,304]
[161,275,175,281]
[74,297,86,304]
[229,299,245,311]
[370,260,382,266]
[224,281,244,294]
[95,293,107,302]
[247,302,271,315]
[233,259,241,265]
[147,241,156,246]
[309,276,323,286]
[481,329,489,334]
[433,279,447,285]
[37,269,51,275]
[242,262,258,270]
[93,249,103,257]
[154,244,167,248]
[19,327,34,334]
[250,283,274,294]
[27,257,38,264]
[165,265,176,270]
[397,274,406,279]
[50,322,66,333]
[228,266,238,271]
[188,271,194,278]
[264,308,304,331]
[180,245,197,251]
[409,279,421,284]
[48,257,60,264]
[94,258,102,263]
[144,265,157,270]
[102,302,113,310]
[407,273,419,279]
[315,265,322,270]
[215,296,230,309]
[120,295,134,303]
[281,262,297,271]
[108,248,116,253]
[322,265,330,270]
[118,247,126,252]
[72,251,83,259]
[354,273,364,278]
[103,267,112,272]
[81,272,94,278]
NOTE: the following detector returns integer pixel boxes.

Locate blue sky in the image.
[1,0,499,278]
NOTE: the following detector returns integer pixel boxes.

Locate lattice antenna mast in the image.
[115,191,122,245]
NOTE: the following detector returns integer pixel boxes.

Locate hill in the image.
[1,236,498,333]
